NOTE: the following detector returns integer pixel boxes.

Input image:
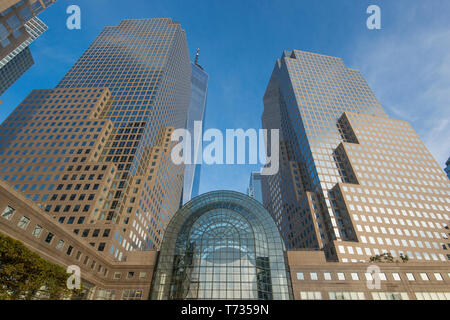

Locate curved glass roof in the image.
[150,190,292,300]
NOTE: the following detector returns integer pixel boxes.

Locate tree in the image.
[0,233,82,299]
[369,252,407,264]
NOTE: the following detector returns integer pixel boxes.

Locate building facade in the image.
[261,50,450,264]
[182,51,209,205]
[1,185,449,300]
[0,0,52,98]
[0,45,33,94]
[0,18,192,265]
[0,16,47,69]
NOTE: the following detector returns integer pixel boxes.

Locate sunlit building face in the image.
[262,50,450,263]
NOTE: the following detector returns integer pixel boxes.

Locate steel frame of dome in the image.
[150,190,292,300]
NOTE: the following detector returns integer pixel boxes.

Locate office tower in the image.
[0,0,54,60]
[445,158,450,179]
[0,16,47,68]
[0,17,47,96]
[247,171,263,203]
[0,0,52,98]
[0,45,33,94]
[181,49,208,204]
[262,50,450,263]
[0,18,192,262]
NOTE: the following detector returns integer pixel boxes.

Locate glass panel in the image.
[150,191,291,300]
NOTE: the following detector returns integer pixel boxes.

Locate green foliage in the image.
[369,252,409,264]
[0,232,82,300]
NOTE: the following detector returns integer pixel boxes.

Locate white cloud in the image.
[351,11,450,168]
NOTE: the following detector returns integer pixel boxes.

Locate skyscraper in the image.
[182,49,208,204]
[247,171,263,203]
[0,16,47,68]
[261,50,450,263]
[0,18,192,262]
[0,0,53,98]
[0,17,47,96]
[0,45,33,94]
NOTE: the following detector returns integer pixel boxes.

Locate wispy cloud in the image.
[352,4,450,168]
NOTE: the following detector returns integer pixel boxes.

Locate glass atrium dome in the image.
[150,190,292,300]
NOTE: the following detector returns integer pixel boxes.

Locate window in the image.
[32,225,43,238]
[139,272,147,279]
[122,289,143,300]
[1,206,15,220]
[434,273,443,281]
[296,272,304,280]
[127,272,134,279]
[392,273,401,281]
[379,273,387,281]
[56,240,64,250]
[17,216,30,229]
[406,273,415,281]
[310,272,318,280]
[372,292,408,300]
[299,291,322,300]
[351,273,359,281]
[324,272,332,280]
[96,289,115,300]
[420,273,429,281]
[415,292,450,300]
[45,232,54,244]
[337,272,346,281]
[329,292,365,300]
[113,272,122,279]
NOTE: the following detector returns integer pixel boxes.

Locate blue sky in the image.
[1,0,449,195]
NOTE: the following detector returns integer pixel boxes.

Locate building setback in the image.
[0,18,192,263]
[261,50,450,263]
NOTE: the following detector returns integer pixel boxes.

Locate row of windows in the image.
[0,204,149,283]
[296,271,448,282]
[0,205,108,272]
[299,291,450,300]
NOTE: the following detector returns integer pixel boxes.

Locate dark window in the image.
[45,232,54,244]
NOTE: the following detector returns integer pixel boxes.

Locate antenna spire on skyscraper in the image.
[195,47,200,65]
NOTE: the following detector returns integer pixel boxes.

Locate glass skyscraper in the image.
[182,52,208,205]
[262,50,450,263]
[0,18,192,261]
[247,171,263,204]
[0,45,33,95]
[0,12,48,95]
